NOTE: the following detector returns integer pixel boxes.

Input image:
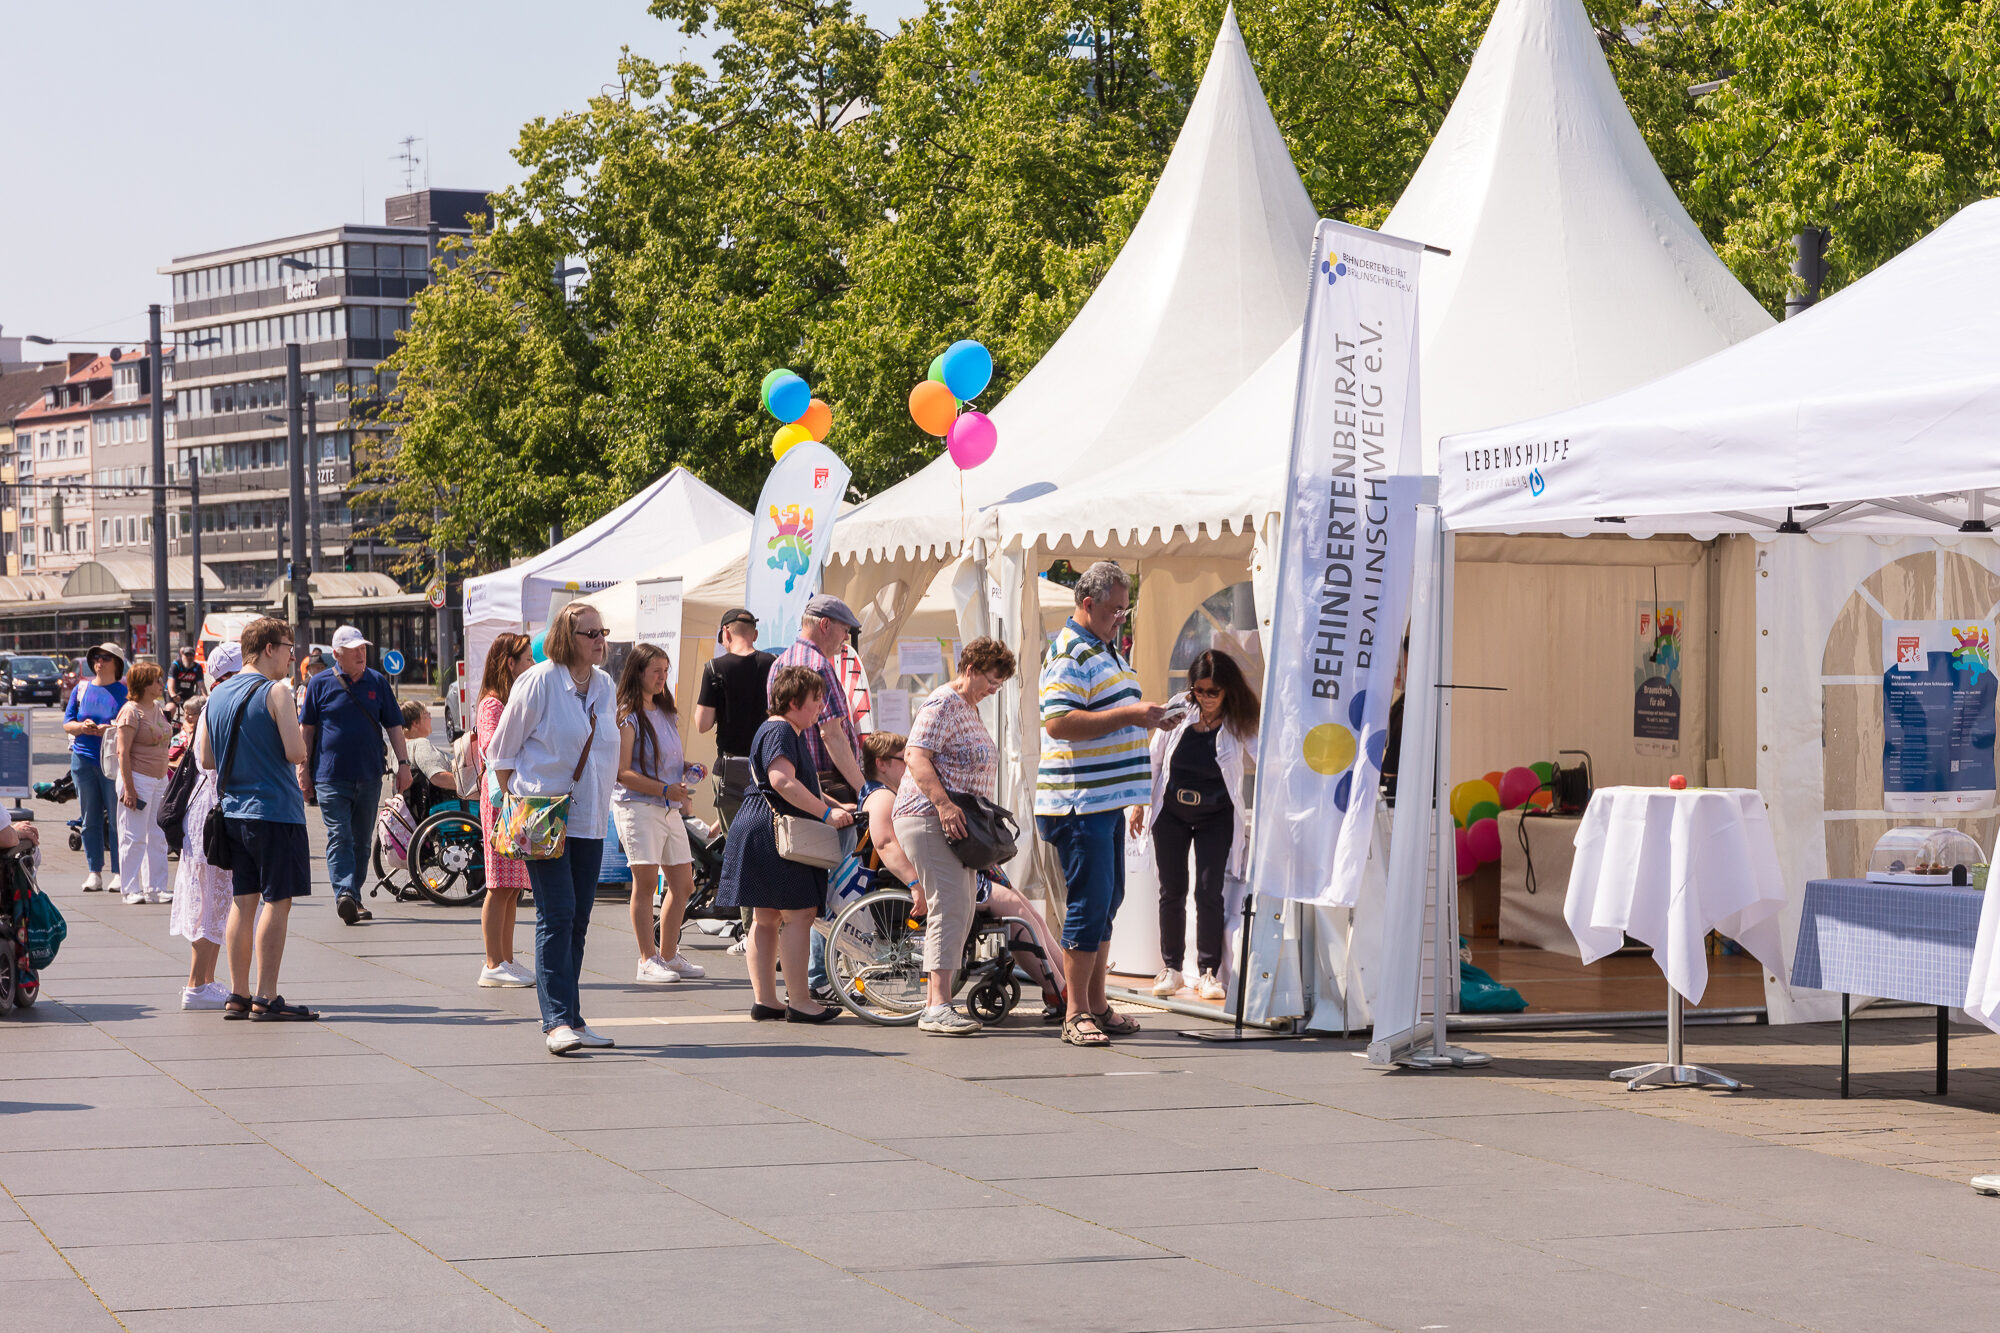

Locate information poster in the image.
[873,688,912,736]
[0,709,28,798]
[895,637,944,679]
[634,576,684,675]
[1633,602,1684,757]
[1882,619,1997,813]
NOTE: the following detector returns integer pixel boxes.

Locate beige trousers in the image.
[896,809,978,974]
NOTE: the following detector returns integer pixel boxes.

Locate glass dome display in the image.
[1865,827,1985,885]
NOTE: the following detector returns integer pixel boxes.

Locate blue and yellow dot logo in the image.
[1307,689,1389,811]
[1321,253,1349,286]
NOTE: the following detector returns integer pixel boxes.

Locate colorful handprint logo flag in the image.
[743,442,852,652]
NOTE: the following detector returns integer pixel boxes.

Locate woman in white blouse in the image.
[488,601,621,1056]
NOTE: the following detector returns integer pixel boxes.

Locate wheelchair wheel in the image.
[0,936,16,1013]
[966,977,1020,1025]
[826,888,926,1025]
[407,810,488,907]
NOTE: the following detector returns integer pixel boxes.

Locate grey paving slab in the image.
[764,1201,1167,1271]
[480,1084,802,1131]
[22,1182,388,1247]
[0,1142,319,1197]
[0,1104,257,1152]
[3,1277,124,1331]
[0,1073,204,1113]
[64,1230,486,1311]
[1247,1130,1527,1192]
[0,1020,119,1052]
[1090,1101,1436,1150]
[462,1241,962,1332]
[147,1052,431,1091]
[117,1292,544,1333]
[647,1158,1020,1223]
[0,1047,156,1081]
[1003,1168,1386,1231]
[256,1112,569,1164]
[564,1118,902,1171]
[976,1068,1307,1114]
[425,1056,685,1097]
[882,1123,1252,1181]
[1362,1168,1793,1243]
[0,1217,77,1280]
[1399,1104,1767,1161]
[117,1027,367,1061]
[199,1075,495,1124]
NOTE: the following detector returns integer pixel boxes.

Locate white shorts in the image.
[612,801,692,867]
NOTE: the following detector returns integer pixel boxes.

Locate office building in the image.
[160,188,488,593]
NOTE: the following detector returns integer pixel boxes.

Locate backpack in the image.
[376,793,418,871]
[452,729,483,800]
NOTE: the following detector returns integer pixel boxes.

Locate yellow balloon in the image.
[772,422,813,460]
[1449,778,1500,827]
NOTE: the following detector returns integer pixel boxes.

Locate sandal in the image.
[1061,1013,1110,1047]
[221,993,253,1021]
[249,995,320,1022]
[1094,1008,1142,1036]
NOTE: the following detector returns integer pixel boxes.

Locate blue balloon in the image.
[767,373,811,424]
[940,340,992,401]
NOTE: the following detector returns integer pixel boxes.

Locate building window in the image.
[103,519,114,546]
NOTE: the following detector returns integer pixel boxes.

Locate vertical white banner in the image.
[1251,219,1424,907]
[634,575,684,680]
[743,442,852,652]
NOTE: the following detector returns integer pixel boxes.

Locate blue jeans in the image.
[1038,810,1127,952]
[529,836,603,1032]
[315,779,381,902]
[72,753,119,875]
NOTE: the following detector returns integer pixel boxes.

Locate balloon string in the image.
[959,469,966,552]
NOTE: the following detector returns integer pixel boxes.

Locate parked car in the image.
[0,656,63,707]
[51,654,78,700]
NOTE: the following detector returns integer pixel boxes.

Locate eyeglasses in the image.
[1190,684,1222,699]
[575,628,610,640]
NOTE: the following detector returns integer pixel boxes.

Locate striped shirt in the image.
[769,637,858,781]
[1036,617,1150,816]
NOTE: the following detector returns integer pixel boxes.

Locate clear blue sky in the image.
[1,0,922,349]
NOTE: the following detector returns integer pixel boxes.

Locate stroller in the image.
[0,836,54,1014]
[32,774,83,853]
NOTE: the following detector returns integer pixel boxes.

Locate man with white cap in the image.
[297,625,412,924]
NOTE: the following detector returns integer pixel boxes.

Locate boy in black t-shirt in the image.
[695,608,776,828]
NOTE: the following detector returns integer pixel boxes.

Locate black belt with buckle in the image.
[1174,789,1207,807]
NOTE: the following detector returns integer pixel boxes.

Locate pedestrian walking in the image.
[474,632,534,989]
[113,662,174,906]
[203,618,316,1021]
[65,642,128,893]
[767,594,868,806]
[894,637,1017,1036]
[297,624,412,926]
[1135,649,1258,1002]
[171,645,241,1010]
[1036,562,1167,1047]
[715,664,853,1023]
[613,643,704,985]
[487,601,620,1056]
[168,645,204,714]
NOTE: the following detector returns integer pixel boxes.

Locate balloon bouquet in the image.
[1450,762,1555,876]
[762,368,833,458]
[908,339,997,545]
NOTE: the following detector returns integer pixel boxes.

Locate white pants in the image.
[116,771,168,897]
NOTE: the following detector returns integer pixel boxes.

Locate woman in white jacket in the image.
[1130,650,1257,1000]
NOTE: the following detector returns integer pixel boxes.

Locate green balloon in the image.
[761,368,794,413]
[1468,800,1500,826]
[928,354,947,385]
[1530,760,1555,784]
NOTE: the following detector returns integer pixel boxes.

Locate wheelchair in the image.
[822,872,1054,1026]
[370,784,487,909]
[0,844,45,1014]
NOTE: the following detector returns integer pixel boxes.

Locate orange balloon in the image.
[1483,770,1503,790]
[799,397,833,442]
[1529,790,1553,809]
[908,380,958,437]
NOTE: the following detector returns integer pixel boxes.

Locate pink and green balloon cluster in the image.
[1450,762,1554,876]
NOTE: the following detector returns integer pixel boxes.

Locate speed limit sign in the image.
[426,579,446,610]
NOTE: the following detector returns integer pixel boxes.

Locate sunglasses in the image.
[574,628,610,640]
[1190,684,1222,698]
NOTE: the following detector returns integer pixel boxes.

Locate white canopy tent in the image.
[1433,196,2000,1025]
[460,467,748,687]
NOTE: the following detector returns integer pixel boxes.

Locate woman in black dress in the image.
[716,664,856,1021]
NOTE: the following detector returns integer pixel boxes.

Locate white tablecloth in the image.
[1966,867,2000,1032]
[1565,787,1788,1005]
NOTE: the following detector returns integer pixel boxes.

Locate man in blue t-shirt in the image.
[297,625,412,924]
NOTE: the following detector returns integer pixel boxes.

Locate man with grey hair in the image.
[767,594,868,804]
[1037,561,1167,1048]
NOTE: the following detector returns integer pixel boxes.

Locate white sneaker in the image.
[500,960,534,985]
[726,938,748,956]
[180,983,228,1011]
[662,953,705,979]
[122,891,145,905]
[545,1025,583,1055]
[636,955,681,984]
[1196,970,1227,1001]
[107,873,122,892]
[1151,968,1184,997]
[917,1005,983,1036]
[479,964,532,988]
[81,871,103,891]
[575,1025,615,1048]
[147,889,172,904]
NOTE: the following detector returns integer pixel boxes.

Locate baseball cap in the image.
[331,625,371,651]
[717,607,757,641]
[803,594,861,630]
[206,642,243,684]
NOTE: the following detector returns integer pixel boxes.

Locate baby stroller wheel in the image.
[67,831,81,853]
[967,977,1019,1025]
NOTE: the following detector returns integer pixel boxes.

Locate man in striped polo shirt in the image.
[1037,561,1167,1047]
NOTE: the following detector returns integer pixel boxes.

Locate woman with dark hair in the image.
[474,632,535,989]
[65,642,129,892]
[1132,649,1259,1002]
[715,663,854,1022]
[613,643,703,985]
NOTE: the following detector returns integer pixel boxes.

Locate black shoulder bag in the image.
[203,679,274,872]
[943,791,1020,871]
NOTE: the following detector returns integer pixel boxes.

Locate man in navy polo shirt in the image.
[298,625,412,924]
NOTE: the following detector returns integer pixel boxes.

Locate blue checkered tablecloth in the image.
[1791,878,1984,1007]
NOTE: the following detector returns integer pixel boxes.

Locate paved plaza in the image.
[6,725,2000,1331]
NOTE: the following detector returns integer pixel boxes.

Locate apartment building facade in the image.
[0,357,69,577]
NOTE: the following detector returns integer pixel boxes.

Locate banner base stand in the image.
[1180,1024,1303,1044]
[1403,1044,1493,1069]
[1368,1020,1492,1070]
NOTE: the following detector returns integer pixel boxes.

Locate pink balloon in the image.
[1499,765,1540,810]
[947,410,997,469]
[1454,827,1474,878]
[1467,817,1502,866]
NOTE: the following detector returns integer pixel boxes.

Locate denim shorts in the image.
[225,818,313,903]
[1037,810,1126,952]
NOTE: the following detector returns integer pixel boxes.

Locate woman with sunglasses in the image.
[488,602,620,1056]
[1131,649,1259,1002]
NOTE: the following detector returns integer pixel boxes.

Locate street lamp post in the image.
[147,304,168,662]
[284,344,312,650]
[180,334,221,646]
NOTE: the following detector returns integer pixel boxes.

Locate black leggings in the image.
[1153,801,1233,972]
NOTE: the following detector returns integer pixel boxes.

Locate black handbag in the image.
[943,790,1020,870]
[203,679,274,871]
[156,750,198,855]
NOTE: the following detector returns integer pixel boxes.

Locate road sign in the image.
[426,579,446,610]
[382,649,406,676]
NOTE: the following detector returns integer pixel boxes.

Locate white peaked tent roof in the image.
[1441,197,2000,537]
[1385,0,1772,469]
[831,5,1317,564]
[463,467,749,626]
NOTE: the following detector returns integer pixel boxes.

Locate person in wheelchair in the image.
[398,700,461,824]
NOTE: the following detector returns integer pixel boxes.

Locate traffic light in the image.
[342,543,355,572]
